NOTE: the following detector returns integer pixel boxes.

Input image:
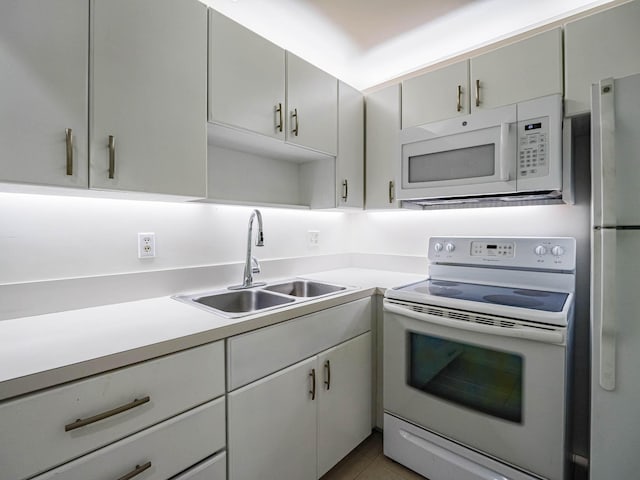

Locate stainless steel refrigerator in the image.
[590,72,640,478]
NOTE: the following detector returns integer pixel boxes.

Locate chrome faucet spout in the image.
[229,209,266,290]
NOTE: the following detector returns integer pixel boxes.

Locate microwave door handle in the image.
[599,78,617,226]
[384,303,565,344]
[498,122,511,181]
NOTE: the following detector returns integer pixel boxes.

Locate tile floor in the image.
[320,431,427,480]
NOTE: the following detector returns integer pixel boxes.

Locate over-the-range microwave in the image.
[398,94,568,207]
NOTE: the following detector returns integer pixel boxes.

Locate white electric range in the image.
[383,236,576,480]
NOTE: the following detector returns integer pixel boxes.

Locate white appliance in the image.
[398,94,564,207]
[590,73,640,479]
[384,236,576,480]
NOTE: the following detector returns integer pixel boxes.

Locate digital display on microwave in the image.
[525,122,542,131]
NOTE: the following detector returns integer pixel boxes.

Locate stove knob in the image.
[534,245,547,256]
[445,243,456,253]
[434,242,444,252]
[551,245,565,257]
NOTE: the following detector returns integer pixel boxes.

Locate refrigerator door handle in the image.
[599,229,617,390]
[600,78,617,227]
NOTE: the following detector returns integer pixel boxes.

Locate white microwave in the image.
[398,94,563,206]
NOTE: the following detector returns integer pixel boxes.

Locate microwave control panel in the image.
[518,116,549,179]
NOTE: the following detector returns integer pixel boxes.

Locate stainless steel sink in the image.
[264,280,346,297]
[174,278,351,318]
[187,290,295,317]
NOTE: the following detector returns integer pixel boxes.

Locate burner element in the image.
[483,294,545,308]
[513,289,550,297]
[422,286,463,297]
[432,280,460,287]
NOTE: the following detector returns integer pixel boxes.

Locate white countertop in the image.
[0,268,423,402]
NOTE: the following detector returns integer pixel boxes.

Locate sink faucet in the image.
[229,209,266,290]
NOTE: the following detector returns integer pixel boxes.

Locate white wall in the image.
[0,193,350,285]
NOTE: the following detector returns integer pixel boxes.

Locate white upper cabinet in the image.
[565,0,640,117]
[0,0,88,188]
[337,81,364,208]
[470,28,563,112]
[208,12,337,157]
[401,28,562,128]
[208,10,285,140]
[365,84,401,209]
[90,0,207,197]
[402,60,470,128]
[286,52,338,155]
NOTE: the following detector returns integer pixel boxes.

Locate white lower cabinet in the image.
[34,397,225,480]
[173,451,227,480]
[228,331,372,480]
[0,341,225,480]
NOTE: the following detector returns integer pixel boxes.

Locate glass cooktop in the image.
[393,279,569,313]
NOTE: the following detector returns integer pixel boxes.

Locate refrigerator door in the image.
[591,229,640,478]
[592,73,640,227]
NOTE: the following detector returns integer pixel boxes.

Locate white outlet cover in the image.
[138,232,156,259]
[307,230,320,247]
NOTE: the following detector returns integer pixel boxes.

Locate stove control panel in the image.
[429,236,576,271]
[471,241,514,258]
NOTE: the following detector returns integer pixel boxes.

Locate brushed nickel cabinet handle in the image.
[64,396,150,432]
[309,368,316,400]
[108,135,115,179]
[388,180,395,203]
[275,103,283,132]
[291,108,299,136]
[65,128,73,176]
[116,461,152,480]
[342,179,348,201]
[324,360,331,390]
[457,85,463,112]
[475,79,480,107]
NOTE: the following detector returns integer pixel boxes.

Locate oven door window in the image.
[407,332,523,423]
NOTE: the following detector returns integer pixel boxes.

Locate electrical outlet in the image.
[138,232,156,258]
[308,230,320,247]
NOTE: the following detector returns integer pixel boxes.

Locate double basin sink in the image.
[174,279,348,318]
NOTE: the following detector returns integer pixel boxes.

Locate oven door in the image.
[383,301,567,480]
[398,104,517,200]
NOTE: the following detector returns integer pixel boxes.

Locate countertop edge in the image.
[0,287,378,402]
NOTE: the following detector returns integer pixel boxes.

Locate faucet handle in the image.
[251,256,261,274]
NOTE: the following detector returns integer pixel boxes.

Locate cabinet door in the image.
[471,28,563,112]
[565,1,640,116]
[337,82,364,208]
[402,60,469,128]
[286,52,338,156]
[0,0,88,188]
[90,0,207,197]
[228,357,317,480]
[209,10,285,140]
[317,333,372,477]
[365,84,400,209]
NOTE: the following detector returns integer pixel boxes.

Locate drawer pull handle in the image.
[475,79,481,107]
[309,368,316,400]
[342,179,348,201]
[64,396,150,432]
[116,461,152,480]
[324,360,331,390]
[456,85,462,112]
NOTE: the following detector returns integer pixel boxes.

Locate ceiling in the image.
[203,0,615,90]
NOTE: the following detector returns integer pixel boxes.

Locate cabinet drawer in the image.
[34,397,225,480]
[173,451,226,480]
[0,341,224,480]
[228,298,371,390]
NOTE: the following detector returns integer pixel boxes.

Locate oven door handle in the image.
[384,303,565,344]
